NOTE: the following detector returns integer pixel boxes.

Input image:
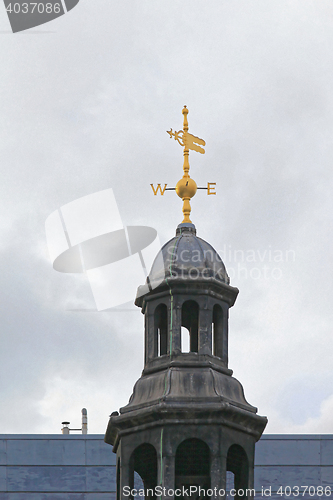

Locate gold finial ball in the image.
[176,177,197,199]
[182,105,188,115]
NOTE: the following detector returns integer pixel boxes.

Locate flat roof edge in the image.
[0,434,106,439]
[0,433,332,440]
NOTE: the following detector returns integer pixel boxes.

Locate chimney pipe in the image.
[61,421,70,435]
[82,408,88,434]
[61,409,88,434]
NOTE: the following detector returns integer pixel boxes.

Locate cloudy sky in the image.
[0,0,333,435]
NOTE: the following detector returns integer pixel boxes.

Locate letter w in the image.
[151,184,167,195]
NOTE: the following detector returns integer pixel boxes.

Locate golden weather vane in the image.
[150,106,216,224]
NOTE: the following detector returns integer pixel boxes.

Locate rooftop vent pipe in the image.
[61,408,88,434]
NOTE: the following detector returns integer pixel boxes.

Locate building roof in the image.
[147,222,230,289]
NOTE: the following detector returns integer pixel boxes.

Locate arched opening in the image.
[132,443,157,499]
[227,444,249,499]
[212,304,223,358]
[181,300,199,353]
[175,438,210,499]
[154,304,168,356]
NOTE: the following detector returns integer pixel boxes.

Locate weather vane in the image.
[150,106,216,224]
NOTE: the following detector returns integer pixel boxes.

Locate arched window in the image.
[175,438,210,497]
[212,304,223,358]
[132,443,158,499]
[154,304,168,356]
[227,444,249,499]
[181,300,199,353]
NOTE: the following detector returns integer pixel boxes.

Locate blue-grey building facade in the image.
[0,434,332,499]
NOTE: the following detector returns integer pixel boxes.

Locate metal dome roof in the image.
[147,223,230,288]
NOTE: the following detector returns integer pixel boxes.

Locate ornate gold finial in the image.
[166,106,206,223]
[150,107,216,223]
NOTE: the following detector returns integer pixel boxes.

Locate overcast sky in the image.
[1,0,333,435]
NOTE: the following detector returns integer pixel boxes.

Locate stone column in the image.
[222,303,229,366]
[211,453,226,500]
[199,297,212,355]
[119,455,134,500]
[170,295,181,354]
[146,302,155,363]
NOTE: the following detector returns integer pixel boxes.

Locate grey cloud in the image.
[0,0,333,432]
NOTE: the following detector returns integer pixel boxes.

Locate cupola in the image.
[105,107,267,500]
